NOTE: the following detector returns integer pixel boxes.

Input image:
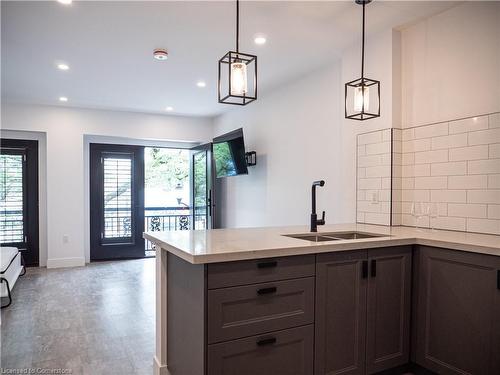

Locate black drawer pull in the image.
[257,337,276,346]
[362,260,368,279]
[257,260,277,269]
[257,287,277,295]
[497,270,500,290]
[371,259,377,278]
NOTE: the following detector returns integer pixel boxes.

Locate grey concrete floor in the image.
[1,258,155,374]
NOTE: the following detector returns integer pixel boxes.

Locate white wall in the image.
[1,103,213,267]
[213,29,398,228]
[401,1,500,128]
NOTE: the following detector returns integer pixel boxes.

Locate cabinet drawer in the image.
[208,325,314,375]
[208,277,315,343]
[207,254,315,289]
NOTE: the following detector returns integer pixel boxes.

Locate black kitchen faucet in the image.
[311,180,326,232]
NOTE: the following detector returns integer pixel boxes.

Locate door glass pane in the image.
[193,151,207,230]
[0,154,24,243]
[103,156,132,239]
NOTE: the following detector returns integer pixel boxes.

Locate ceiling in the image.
[1,1,457,117]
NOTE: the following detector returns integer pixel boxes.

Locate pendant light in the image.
[218,0,257,105]
[345,0,380,120]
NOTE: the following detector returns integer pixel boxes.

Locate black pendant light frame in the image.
[345,0,380,121]
[218,0,257,106]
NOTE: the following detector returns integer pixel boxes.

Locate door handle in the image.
[257,337,276,346]
[257,260,277,269]
[208,189,212,216]
[257,287,277,295]
[371,259,377,277]
[362,260,368,279]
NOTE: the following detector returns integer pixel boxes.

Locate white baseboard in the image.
[46,257,85,268]
[153,356,170,375]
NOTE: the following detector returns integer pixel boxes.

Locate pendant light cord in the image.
[236,0,240,53]
[361,1,365,79]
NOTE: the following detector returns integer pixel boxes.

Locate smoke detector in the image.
[153,49,168,61]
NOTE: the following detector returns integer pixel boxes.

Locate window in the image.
[103,156,133,239]
[0,153,24,243]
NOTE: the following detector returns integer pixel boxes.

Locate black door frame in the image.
[89,143,145,261]
[190,143,215,229]
[0,139,39,266]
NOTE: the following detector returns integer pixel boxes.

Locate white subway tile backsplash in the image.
[414,176,448,190]
[488,205,500,219]
[366,141,391,155]
[402,153,415,165]
[414,149,448,164]
[431,190,466,203]
[489,144,500,158]
[431,216,467,231]
[357,116,500,234]
[468,128,500,146]
[358,155,384,167]
[403,138,431,152]
[466,218,500,235]
[430,161,467,176]
[358,178,382,190]
[431,133,467,150]
[448,175,488,189]
[449,145,488,161]
[468,159,500,175]
[467,190,500,204]
[488,175,500,189]
[448,203,487,218]
[414,122,448,139]
[402,189,430,202]
[490,113,500,129]
[402,177,414,189]
[357,145,366,156]
[402,164,431,177]
[402,128,414,141]
[449,115,488,134]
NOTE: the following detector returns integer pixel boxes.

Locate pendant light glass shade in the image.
[230,61,248,95]
[345,0,380,120]
[218,0,257,105]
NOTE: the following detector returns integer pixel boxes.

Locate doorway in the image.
[89,143,214,261]
[0,139,39,266]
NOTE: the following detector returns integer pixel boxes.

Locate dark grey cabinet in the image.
[415,246,500,375]
[315,250,367,375]
[315,247,412,375]
[207,325,314,375]
[365,247,412,373]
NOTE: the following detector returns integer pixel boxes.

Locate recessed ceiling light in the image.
[254,35,267,45]
[59,96,68,102]
[165,106,174,112]
[57,63,69,71]
[57,0,72,5]
[196,81,206,88]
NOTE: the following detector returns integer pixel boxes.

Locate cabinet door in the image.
[315,250,367,375]
[208,325,314,375]
[415,246,500,375]
[366,247,412,374]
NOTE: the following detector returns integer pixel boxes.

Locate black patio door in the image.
[0,139,39,266]
[191,143,215,229]
[90,144,145,261]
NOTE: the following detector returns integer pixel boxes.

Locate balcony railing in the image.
[144,206,206,251]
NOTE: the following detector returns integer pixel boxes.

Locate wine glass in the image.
[427,203,438,230]
[411,202,424,229]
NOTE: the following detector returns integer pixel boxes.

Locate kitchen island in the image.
[145,223,500,375]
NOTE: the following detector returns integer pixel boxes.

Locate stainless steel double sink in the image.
[283,231,388,242]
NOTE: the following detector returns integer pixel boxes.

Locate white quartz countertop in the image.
[143,223,500,264]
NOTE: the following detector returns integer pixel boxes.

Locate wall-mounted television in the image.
[213,128,248,178]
